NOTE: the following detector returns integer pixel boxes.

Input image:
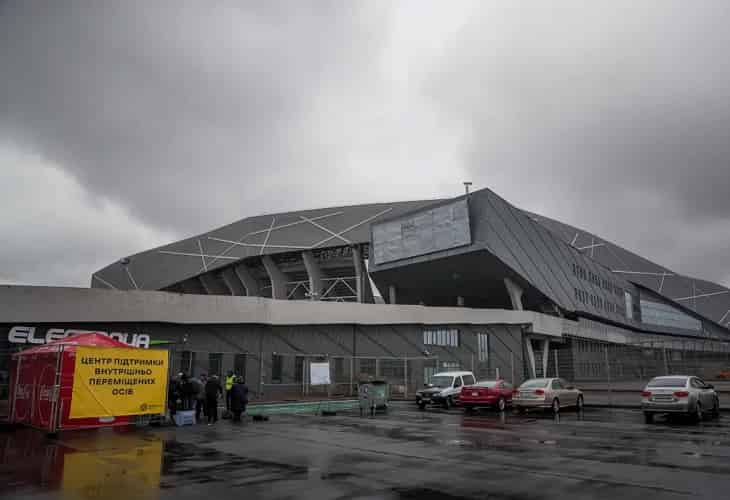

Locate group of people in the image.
[168,370,249,425]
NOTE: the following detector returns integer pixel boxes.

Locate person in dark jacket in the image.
[230,376,249,423]
[204,375,223,425]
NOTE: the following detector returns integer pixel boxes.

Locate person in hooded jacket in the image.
[230,376,249,423]
[204,375,223,425]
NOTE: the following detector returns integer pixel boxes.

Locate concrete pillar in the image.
[262,255,289,300]
[352,245,365,303]
[504,277,524,311]
[221,268,246,296]
[234,263,260,296]
[525,337,537,379]
[388,285,397,305]
[542,339,550,378]
[302,251,323,300]
[457,296,465,307]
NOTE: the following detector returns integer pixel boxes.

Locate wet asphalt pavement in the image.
[2,403,730,499]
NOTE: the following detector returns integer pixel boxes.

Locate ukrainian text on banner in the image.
[70,346,169,418]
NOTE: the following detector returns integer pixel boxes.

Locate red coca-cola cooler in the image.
[8,333,135,433]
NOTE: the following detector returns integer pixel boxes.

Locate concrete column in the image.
[542,339,550,378]
[301,251,323,300]
[221,268,246,296]
[233,263,260,296]
[504,277,524,311]
[457,296,465,307]
[525,337,537,378]
[262,255,289,300]
[388,285,397,305]
[352,245,365,303]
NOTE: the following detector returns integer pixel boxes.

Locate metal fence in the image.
[261,355,443,400]
[569,336,730,386]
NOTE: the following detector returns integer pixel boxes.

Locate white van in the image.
[415,371,476,409]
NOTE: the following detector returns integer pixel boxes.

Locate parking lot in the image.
[3,402,730,500]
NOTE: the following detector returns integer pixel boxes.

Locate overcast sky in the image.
[1,0,729,288]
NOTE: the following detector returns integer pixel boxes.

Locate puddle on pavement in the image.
[0,427,307,500]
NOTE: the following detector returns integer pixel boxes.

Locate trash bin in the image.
[358,379,389,417]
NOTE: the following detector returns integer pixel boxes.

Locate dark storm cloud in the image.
[425,1,730,284]
[0,0,389,234]
[1,0,729,288]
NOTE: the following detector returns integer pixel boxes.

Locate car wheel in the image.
[576,395,584,412]
[497,397,506,412]
[551,398,560,414]
[417,402,426,410]
[644,412,654,424]
[712,398,720,419]
[463,405,473,413]
[444,397,452,410]
[694,402,703,423]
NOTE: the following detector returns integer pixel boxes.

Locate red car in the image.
[460,380,514,412]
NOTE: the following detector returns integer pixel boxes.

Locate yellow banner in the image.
[70,346,169,418]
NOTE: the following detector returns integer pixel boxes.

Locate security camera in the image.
[119,257,131,265]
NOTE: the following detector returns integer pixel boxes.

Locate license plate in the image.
[471,392,478,397]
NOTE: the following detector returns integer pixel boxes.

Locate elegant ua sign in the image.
[7,326,151,348]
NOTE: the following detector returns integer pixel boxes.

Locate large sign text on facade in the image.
[7,326,150,348]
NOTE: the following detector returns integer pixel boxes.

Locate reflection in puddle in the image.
[0,427,163,500]
[0,428,309,500]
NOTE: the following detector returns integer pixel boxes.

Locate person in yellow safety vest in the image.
[225,370,235,410]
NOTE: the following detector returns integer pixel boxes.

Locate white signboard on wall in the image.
[309,362,331,386]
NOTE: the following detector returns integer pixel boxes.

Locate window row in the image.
[639,299,702,332]
[424,328,460,347]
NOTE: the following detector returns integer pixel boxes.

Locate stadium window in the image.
[234,353,247,377]
[477,333,489,362]
[294,356,305,382]
[625,292,634,320]
[180,350,195,375]
[208,352,223,378]
[271,354,283,383]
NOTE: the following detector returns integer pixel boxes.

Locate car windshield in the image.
[648,377,688,388]
[428,376,453,388]
[520,379,549,389]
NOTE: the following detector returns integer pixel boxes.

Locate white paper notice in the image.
[309,362,331,386]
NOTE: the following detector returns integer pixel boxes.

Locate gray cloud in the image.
[1,1,728,287]
[424,1,730,284]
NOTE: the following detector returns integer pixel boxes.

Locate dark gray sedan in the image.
[641,375,720,423]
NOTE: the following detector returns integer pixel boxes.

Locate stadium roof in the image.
[93,188,730,329]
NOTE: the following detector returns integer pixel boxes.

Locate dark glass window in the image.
[208,352,222,377]
[271,354,283,383]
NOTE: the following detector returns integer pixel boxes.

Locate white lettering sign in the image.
[7,326,151,348]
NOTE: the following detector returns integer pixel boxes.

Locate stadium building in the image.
[2,187,729,401]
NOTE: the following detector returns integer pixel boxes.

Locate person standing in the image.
[191,373,206,423]
[225,370,235,411]
[230,376,249,423]
[204,375,223,425]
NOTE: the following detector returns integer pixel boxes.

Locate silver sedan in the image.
[641,375,720,423]
[513,378,584,413]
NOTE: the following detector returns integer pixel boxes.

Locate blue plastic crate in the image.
[173,410,195,426]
